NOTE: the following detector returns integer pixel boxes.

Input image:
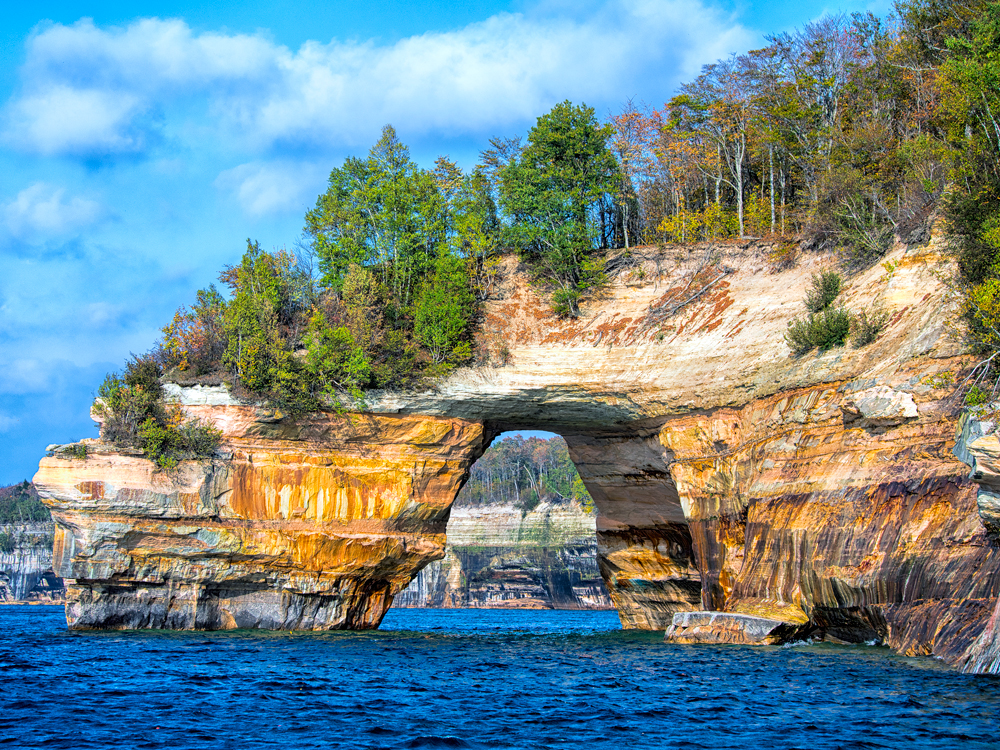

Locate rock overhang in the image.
[32,238,1000,673]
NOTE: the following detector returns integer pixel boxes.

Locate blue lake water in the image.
[2,605,1000,749]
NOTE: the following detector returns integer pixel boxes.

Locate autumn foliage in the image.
[96,0,1000,420]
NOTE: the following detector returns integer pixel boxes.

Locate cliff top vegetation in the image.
[93,0,1000,455]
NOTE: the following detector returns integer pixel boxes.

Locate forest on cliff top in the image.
[92,0,1000,467]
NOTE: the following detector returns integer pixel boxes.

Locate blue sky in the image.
[0,0,890,484]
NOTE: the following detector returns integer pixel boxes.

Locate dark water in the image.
[2,606,1000,749]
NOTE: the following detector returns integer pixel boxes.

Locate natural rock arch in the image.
[34,241,1000,672]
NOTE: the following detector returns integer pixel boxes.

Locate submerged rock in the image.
[665,611,806,645]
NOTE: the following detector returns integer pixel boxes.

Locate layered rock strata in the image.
[0,522,64,603]
[37,413,485,629]
[34,234,1000,672]
[395,502,611,609]
[666,612,805,645]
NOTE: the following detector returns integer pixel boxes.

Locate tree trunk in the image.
[769,145,776,234]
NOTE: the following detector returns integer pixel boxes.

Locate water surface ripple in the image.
[2,606,999,749]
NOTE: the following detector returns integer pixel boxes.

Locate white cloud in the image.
[85,301,124,327]
[3,183,102,242]
[0,412,19,432]
[215,161,326,218]
[3,1,752,156]
[6,87,145,155]
[0,359,51,395]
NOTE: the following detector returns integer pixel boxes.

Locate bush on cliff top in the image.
[804,271,842,314]
[785,307,852,355]
[785,270,888,355]
[95,355,221,468]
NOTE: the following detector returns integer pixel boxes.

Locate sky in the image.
[0,0,891,484]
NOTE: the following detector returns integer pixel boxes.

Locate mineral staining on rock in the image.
[666,612,806,645]
[0,483,64,603]
[0,523,64,603]
[36,412,486,630]
[33,236,1000,672]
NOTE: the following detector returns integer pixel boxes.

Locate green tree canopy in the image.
[304,125,447,309]
[414,253,476,365]
[500,101,619,316]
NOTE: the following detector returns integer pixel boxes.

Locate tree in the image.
[451,169,503,301]
[455,435,595,513]
[670,58,756,236]
[610,99,655,248]
[160,285,227,374]
[414,253,476,365]
[303,314,371,399]
[500,101,620,316]
[937,2,1000,286]
[304,125,447,308]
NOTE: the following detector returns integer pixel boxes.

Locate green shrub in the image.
[551,288,582,318]
[804,271,842,313]
[137,419,181,468]
[137,416,222,469]
[97,355,222,469]
[177,419,222,457]
[812,307,852,350]
[66,443,88,460]
[785,316,817,356]
[966,384,991,407]
[94,353,172,446]
[0,531,15,554]
[851,307,890,347]
[785,307,851,355]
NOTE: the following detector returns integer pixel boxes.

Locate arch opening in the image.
[394,426,704,630]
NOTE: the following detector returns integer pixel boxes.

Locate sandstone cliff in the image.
[0,522,64,603]
[37,413,485,629]
[34,231,1000,672]
[395,501,611,609]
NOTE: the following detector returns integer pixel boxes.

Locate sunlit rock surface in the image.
[36,414,486,629]
[34,235,1000,672]
[666,611,806,645]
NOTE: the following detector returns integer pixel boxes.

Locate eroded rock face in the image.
[34,236,1000,672]
[0,522,64,603]
[666,612,806,645]
[36,413,486,629]
[658,380,1000,668]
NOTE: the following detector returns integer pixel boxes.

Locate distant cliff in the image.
[0,482,64,603]
[0,522,64,603]
[395,501,611,609]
